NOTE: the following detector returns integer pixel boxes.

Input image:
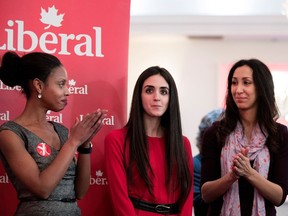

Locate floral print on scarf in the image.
[220,122,270,216]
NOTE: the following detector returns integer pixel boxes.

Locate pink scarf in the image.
[220,122,270,216]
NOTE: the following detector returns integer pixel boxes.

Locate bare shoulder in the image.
[0,129,26,152]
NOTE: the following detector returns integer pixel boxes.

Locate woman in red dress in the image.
[105,66,193,216]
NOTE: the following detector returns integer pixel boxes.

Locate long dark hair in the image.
[0,51,62,98]
[218,59,279,153]
[125,66,192,204]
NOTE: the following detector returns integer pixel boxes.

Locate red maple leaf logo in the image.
[40,5,65,29]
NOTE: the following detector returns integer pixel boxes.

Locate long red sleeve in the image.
[104,129,193,216]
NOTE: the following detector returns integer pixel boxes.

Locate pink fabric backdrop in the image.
[0,0,130,215]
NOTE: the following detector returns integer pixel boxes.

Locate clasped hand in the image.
[69,108,108,147]
[232,147,253,178]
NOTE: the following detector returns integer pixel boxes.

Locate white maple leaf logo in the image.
[40,5,65,29]
[96,170,103,177]
[69,79,76,86]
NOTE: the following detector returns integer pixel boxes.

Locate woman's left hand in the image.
[233,147,254,178]
[79,109,108,147]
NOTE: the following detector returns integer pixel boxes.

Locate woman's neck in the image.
[239,109,257,142]
[144,115,163,137]
[15,100,48,126]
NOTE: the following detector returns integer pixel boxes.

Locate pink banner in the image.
[0,0,130,215]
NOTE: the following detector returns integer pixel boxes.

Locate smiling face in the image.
[231,65,257,112]
[41,66,70,112]
[141,74,170,118]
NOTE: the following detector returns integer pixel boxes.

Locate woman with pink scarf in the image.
[201,59,288,216]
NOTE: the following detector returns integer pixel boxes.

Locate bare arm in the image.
[74,109,107,199]
[74,153,91,199]
[0,110,102,199]
[200,122,240,203]
[234,148,283,205]
[201,171,238,202]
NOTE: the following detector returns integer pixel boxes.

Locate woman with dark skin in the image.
[201,59,288,216]
[104,66,193,215]
[0,51,107,215]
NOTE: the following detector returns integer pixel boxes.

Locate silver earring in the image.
[38,93,42,99]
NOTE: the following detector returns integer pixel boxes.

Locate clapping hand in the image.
[69,109,108,147]
[232,147,253,178]
[83,109,108,145]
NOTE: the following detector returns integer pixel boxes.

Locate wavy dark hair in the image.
[0,51,62,98]
[218,59,280,153]
[124,66,192,205]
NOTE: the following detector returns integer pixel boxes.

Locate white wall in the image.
[128,36,288,156]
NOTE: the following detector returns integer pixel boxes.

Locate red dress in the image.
[104,128,193,216]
